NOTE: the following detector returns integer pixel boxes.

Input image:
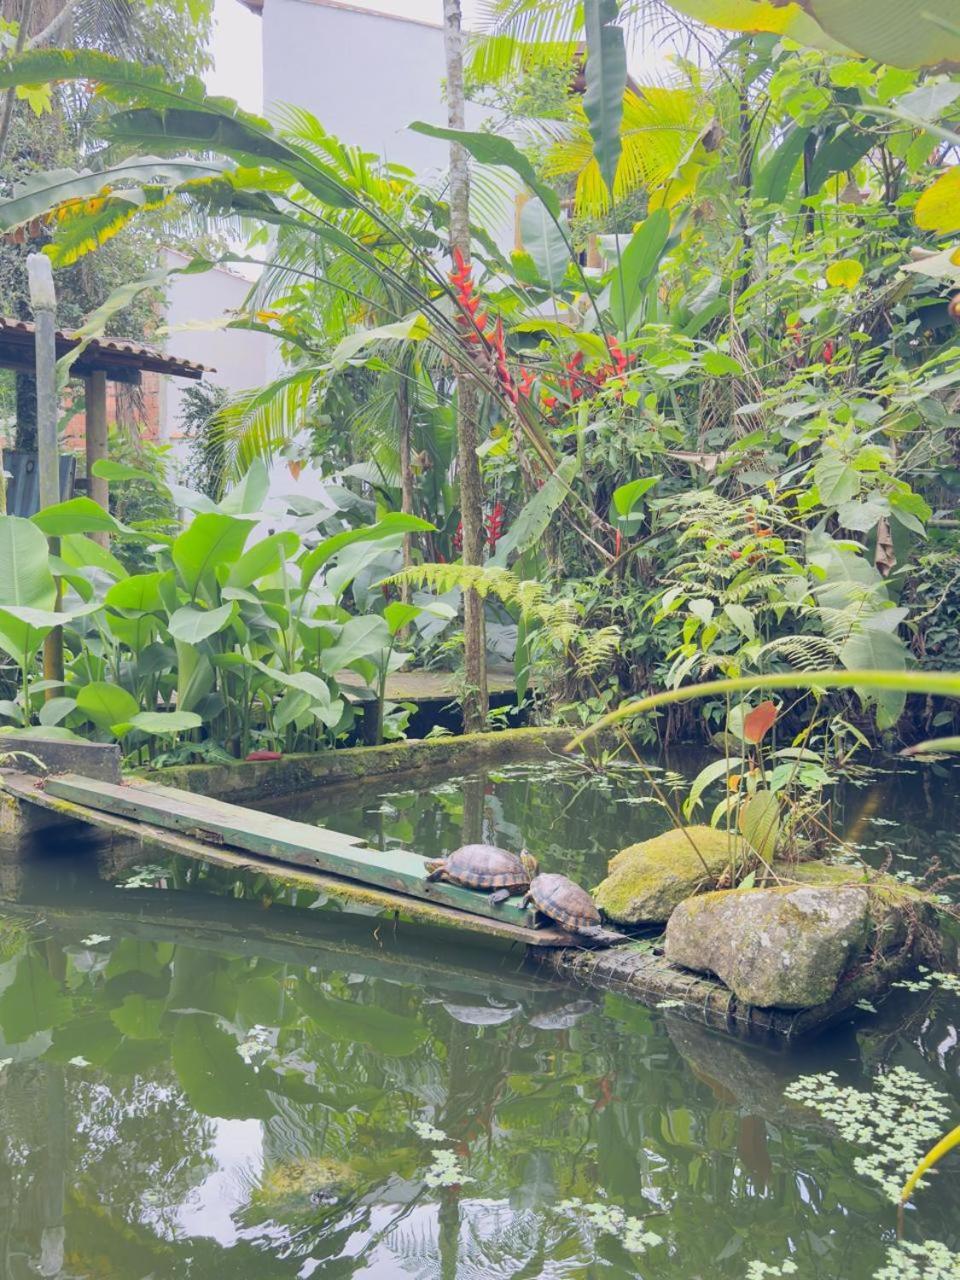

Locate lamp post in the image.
[27,252,64,689]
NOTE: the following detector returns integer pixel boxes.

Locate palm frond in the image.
[209,368,318,479]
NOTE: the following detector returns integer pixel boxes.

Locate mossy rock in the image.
[249,1157,358,1216]
[665,885,871,1009]
[593,825,744,925]
[771,859,937,948]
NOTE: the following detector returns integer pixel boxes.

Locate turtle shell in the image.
[527,873,601,932]
[438,844,531,890]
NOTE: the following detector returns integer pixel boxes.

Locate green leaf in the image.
[519,198,570,292]
[840,627,908,729]
[218,458,270,515]
[105,571,170,614]
[60,533,128,581]
[31,497,123,537]
[0,157,225,232]
[294,983,428,1056]
[723,603,755,639]
[738,790,780,861]
[825,258,864,289]
[171,1012,272,1119]
[227,531,299,588]
[299,514,433,593]
[609,210,670,334]
[319,615,391,674]
[803,0,960,69]
[409,121,560,216]
[813,453,860,506]
[0,951,70,1043]
[702,350,744,376]
[250,660,332,706]
[332,313,431,367]
[611,476,660,533]
[383,601,422,636]
[684,755,744,818]
[583,0,627,197]
[76,682,140,731]
[38,696,76,726]
[172,512,254,600]
[109,993,165,1040]
[90,458,158,484]
[491,456,577,567]
[127,710,202,735]
[0,516,56,610]
[167,602,236,644]
[754,125,810,204]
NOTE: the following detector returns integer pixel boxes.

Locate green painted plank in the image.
[43,773,538,928]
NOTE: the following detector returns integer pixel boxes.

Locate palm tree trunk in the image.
[442,0,488,733]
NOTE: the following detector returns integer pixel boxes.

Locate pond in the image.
[0,755,957,1278]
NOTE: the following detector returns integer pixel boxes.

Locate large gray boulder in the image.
[665,885,870,1009]
[592,825,741,925]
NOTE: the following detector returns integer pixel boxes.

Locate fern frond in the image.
[756,634,839,670]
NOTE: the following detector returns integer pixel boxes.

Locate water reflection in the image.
[0,755,955,1277]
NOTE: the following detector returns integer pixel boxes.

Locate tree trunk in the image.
[442,0,488,733]
[398,373,415,604]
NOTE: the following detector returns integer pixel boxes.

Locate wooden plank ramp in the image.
[39,772,543,930]
[3,772,574,947]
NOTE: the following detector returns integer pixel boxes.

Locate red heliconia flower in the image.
[485,501,506,551]
[822,339,835,364]
[518,367,536,398]
[452,520,463,554]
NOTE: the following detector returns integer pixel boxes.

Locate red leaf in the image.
[743,701,777,744]
[245,750,282,762]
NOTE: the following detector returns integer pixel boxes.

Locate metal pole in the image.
[26,253,64,692]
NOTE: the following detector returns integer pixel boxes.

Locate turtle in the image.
[424,844,538,905]
[521,872,603,936]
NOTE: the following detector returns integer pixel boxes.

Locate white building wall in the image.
[159,248,275,463]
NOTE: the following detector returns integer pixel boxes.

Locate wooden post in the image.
[27,254,64,694]
[85,370,109,547]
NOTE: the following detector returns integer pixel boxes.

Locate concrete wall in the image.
[261,0,478,175]
[160,248,275,459]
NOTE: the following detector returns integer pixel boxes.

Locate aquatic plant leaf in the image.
[75,682,140,732]
[294,983,428,1057]
[743,701,777,744]
[171,1013,273,1120]
[738,790,780,861]
[0,952,70,1044]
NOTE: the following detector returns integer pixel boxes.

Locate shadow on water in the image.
[0,753,956,1277]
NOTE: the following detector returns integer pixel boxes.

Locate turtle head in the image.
[520,849,539,880]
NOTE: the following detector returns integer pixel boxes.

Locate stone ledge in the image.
[137,726,578,803]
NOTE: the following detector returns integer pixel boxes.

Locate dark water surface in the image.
[0,755,957,1278]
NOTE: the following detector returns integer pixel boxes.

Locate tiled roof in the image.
[0,317,212,380]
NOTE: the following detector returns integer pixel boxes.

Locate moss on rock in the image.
[594,825,744,925]
[665,884,871,1009]
[771,859,937,948]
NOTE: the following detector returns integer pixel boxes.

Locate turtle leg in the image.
[424,864,445,882]
[488,888,510,905]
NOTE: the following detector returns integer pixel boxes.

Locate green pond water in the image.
[0,755,958,1278]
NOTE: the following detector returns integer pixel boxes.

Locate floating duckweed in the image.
[872,1239,960,1279]
[746,1262,798,1279]
[118,864,168,889]
[423,1148,472,1188]
[410,1119,448,1142]
[557,1199,664,1256]
[79,934,110,946]
[856,999,878,1013]
[784,1067,952,1203]
[657,999,685,1010]
[892,973,960,995]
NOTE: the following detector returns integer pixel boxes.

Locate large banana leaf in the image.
[0,517,56,611]
[583,0,627,198]
[0,50,359,209]
[0,158,225,232]
[663,0,846,52]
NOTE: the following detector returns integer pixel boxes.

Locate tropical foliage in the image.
[0,0,959,764]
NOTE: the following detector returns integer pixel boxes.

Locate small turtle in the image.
[522,872,602,936]
[424,844,538,905]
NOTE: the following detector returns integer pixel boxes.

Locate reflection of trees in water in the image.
[0,890,956,1278]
